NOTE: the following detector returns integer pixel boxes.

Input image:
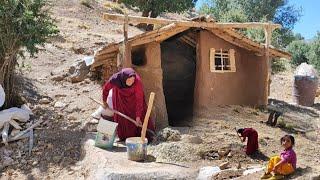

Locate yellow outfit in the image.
[267,156,295,175]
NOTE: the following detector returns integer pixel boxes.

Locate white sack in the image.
[0,85,5,108]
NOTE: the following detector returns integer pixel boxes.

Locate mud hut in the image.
[91,15,291,128]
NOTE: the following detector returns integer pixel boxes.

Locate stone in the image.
[32,161,38,166]
[39,98,51,104]
[51,74,67,82]
[218,148,231,158]
[219,162,230,170]
[158,127,181,142]
[54,94,67,98]
[54,101,66,108]
[68,60,90,83]
[53,156,62,163]
[2,156,14,167]
[181,135,202,144]
[311,174,320,180]
[68,116,77,121]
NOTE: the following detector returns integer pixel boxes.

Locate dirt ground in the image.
[0,0,320,179]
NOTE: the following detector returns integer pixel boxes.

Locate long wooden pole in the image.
[141,92,155,143]
[264,24,273,105]
[88,97,156,136]
[103,13,282,29]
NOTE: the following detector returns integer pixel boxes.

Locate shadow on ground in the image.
[0,75,87,178]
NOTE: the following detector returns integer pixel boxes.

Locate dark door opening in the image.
[161,35,196,126]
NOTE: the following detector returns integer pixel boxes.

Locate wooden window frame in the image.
[210,48,236,73]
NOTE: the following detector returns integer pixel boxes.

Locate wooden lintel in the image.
[91,58,116,69]
[103,13,282,29]
[210,29,264,55]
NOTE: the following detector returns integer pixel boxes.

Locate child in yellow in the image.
[261,135,297,180]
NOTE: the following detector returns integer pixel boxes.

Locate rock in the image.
[218,148,231,158]
[219,162,230,170]
[2,156,14,167]
[39,98,51,104]
[68,116,77,121]
[51,74,67,82]
[214,169,244,179]
[68,60,90,83]
[311,174,320,180]
[158,127,181,142]
[181,135,202,144]
[227,152,233,158]
[84,79,91,84]
[65,107,81,113]
[54,94,67,98]
[237,162,241,169]
[54,101,66,108]
[32,161,38,166]
[89,119,99,124]
[53,156,62,163]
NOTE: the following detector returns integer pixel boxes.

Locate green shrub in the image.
[287,40,310,66]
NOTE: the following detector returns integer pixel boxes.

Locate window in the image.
[210,48,236,72]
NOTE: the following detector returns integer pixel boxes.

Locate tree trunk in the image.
[0,55,21,110]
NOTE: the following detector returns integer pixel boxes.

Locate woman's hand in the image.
[102,101,108,109]
[272,164,279,172]
[136,117,142,126]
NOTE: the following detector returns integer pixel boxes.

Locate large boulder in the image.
[69,59,91,83]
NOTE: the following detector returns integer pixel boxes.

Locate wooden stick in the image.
[264,25,272,104]
[141,92,155,143]
[9,119,22,130]
[2,122,9,146]
[11,120,43,141]
[1,133,29,144]
[29,128,34,156]
[103,13,282,29]
[88,97,156,136]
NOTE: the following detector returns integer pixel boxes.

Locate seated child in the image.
[237,128,259,155]
[261,134,297,180]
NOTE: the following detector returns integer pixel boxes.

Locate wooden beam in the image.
[264,25,272,104]
[91,58,116,69]
[94,52,117,62]
[209,29,265,55]
[103,13,282,29]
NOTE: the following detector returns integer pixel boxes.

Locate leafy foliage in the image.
[0,0,58,107]
[199,0,302,48]
[271,58,287,73]
[287,40,310,66]
[308,32,320,71]
[0,0,58,59]
[122,0,197,17]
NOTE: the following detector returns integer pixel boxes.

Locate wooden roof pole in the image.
[264,24,273,105]
[120,13,131,68]
[103,13,282,29]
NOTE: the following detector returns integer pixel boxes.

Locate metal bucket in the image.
[125,137,148,161]
[293,75,318,106]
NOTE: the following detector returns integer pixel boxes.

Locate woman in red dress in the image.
[102,68,155,141]
[237,128,259,155]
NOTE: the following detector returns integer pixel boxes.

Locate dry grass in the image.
[104,1,125,14]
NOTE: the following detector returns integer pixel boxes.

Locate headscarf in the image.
[108,68,136,88]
